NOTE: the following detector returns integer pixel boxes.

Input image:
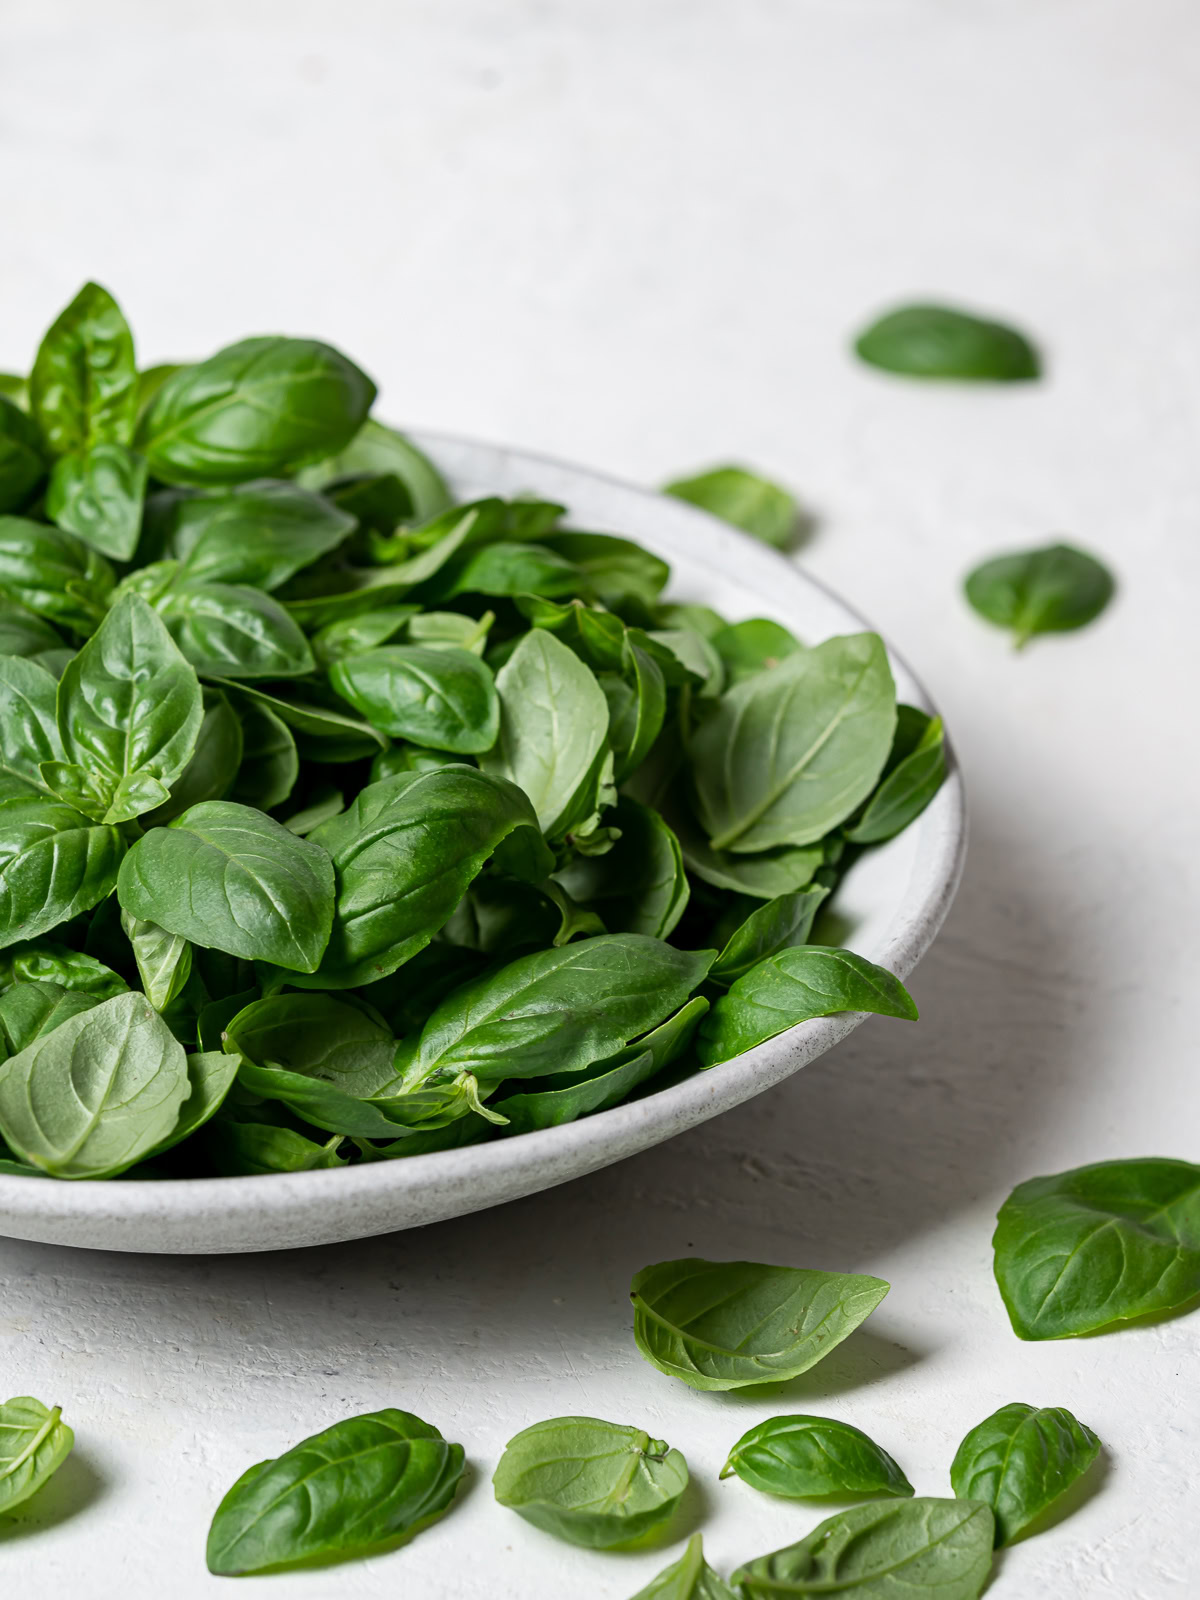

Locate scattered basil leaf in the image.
[630,1257,889,1390]
[493,1415,688,1549]
[993,1157,1200,1339]
[722,1414,913,1501]
[228,698,299,810]
[950,1402,1100,1545]
[0,1396,74,1514]
[855,303,1040,381]
[145,688,243,823]
[964,543,1115,647]
[630,1534,737,1599]
[0,655,63,796]
[0,983,102,1054]
[664,465,799,550]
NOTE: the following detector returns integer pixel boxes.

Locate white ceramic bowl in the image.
[0,434,965,1254]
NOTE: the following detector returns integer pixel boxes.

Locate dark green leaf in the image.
[206,1408,464,1575]
[159,582,315,680]
[631,1534,736,1599]
[44,443,147,560]
[0,516,115,634]
[139,1048,240,1161]
[630,1257,889,1391]
[330,644,498,752]
[722,1415,913,1500]
[0,983,103,1054]
[556,797,688,938]
[140,337,376,487]
[992,1157,1200,1339]
[709,887,828,986]
[214,679,385,763]
[225,992,397,1098]
[732,1499,995,1598]
[229,698,299,809]
[30,282,138,454]
[698,946,917,1066]
[0,598,64,660]
[950,1403,1100,1545]
[168,480,356,589]
[310,604,419,665]
[0,1397,74,1514]
[964,543,1115,647]
[493,1416,688,1549]
[117,800,335,972]
[664,465,799,550]
[845,714,945,844]
[540,530,670,612]
[206,1113,345,1175]
[0,656,62,796]
[855,303,1040,381]
[0,939,126,998]
[0,395,46,513]
[145,688,243,822]
[437,540,581,601]
[296,418,452,522]
[0,795,125,948]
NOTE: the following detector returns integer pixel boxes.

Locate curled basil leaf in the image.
[964,543,1115,647]
[855,303,1040,381]
[722,1414,913,1501]
[950,1403,1100,1545]
[0,1396,74,1514]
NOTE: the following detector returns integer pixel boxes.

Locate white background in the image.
[1,2,1198,1595]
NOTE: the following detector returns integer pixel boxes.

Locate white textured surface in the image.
[0,2,1198,1596]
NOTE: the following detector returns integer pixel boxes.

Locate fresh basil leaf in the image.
[311,604,419,665]
[281,784,343,836]
[0,598,64,660]
[0,395,46,513]
[213,679,385,763]
[436,540,581,602]
[206,1112,345,1175]
[0,516,115,634]
[732,1499,995,1598]
[296,418,452,522]
[494,996,708,1135]
[167,480,356,589]
[120,910,193,1011]
[481,628,610,838]
[438,876,571,957]
[0,939,126,998]
[603,638,666,782]
[159,581,315,680]
[656,602,727,639]
[229,698,299,809]
[117,800,335,972]
[539,530,670,613]
[630,1258,889,1391]
[711,617,802,685]
[44,443,147,561]
[950,1403,1099,1546]
[670,796,824,900]
[30,282,139,454]
[709,887,828,986]
[0,795,125,948]
[649,626,725,697]
[407,609,494,654]
[225,992,397,1098]
[139,337,376,486]
[0,990,190,1177]
[134,363,180,418]
[0,982,103,1054]
[845,713,945,844]
[964,543,1115,647]
[408,934,713,1087]
[992,1157,1200,1339]
[493,1416,688,1549]
[665,465,799,550]
[145,688,243,823]
[47,592,203,823]
[140,1048,240,1161]
[722,1415,913,1501]
[206,1408,465,1576]
[330,644,498,752]
[855,302,1040,380]
[0,1397,74,1514]
[556,797,688,938]
[698,947,918,1066]
[0,655,63,795]
[631,1534,736,1599]
[291,767,553,989]
[691,634,896,852]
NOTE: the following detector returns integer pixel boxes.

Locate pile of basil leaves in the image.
[0,283,945,1182]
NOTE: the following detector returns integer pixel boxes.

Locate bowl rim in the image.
[0,431,966,1245]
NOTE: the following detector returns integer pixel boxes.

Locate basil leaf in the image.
[0,990,190,1177]
[225,992,397,1098]
[481,629,610,837]
[992,1157,1200,1339]
[964,543,1115,647]
[410,934,713,1087]
[0,939,126,998]
[540,531,670,614]
[650,626,725,697]
[630,1257,889,1391]
[117,800,335,972]
[206,1408,464,1576]
[0,795,125,948]
[281,784,343,836]
[665,465,799,550]
[436,540,581,601]
[206,1114,346,1175]
[631,1534,737,1599]
[692,634,895,852]
[709,887,828,986]
[732,1499,995,1598]
[711,617,802,684]
[722,1415,913,1500]
[139,336,376,486]
[844,707,946,843]
[213,679,385,763]
[229,697,299,811]
[0,1397,74,1514]
[494,995,707,1135]
[556,797,688,938]
[145,688,243,822]
[602,639,666,782]
[168,480,356,590]
[329,644,498,752]
[698,947,918,1066]
[311,604,419,665]
[120,910,192,1010]
[289,768,552,989]
[672,804,824,900]
[30,282,139,454]
[0,655,63,795]
[0,396,47,514]
[159,582,315,680]
[950,1403,1099,1546]
[140,1048,240,1161]
[0,983,102,1054]
[296,418,452,522]
[0,598,64,660]
[0,516,115,635]
[44,443,147,561]
[493,1416,688,1549]
[47,592,203,823]
[855,302,1039,381]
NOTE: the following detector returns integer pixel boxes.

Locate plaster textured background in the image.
[0,2,1197,1595]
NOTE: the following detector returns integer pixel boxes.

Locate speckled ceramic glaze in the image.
[0,434,966,1253]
